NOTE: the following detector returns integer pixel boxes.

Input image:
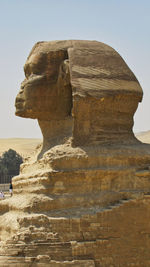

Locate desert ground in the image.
[0,131,149,158]
[135,130,150,144]
[0,138,42,158]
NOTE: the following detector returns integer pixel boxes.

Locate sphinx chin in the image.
[15,108,36,119]
[15,108,26,117]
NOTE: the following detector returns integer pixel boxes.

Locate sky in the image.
[0,0,150,138]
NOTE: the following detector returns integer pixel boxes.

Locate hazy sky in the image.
[0,0,150,138]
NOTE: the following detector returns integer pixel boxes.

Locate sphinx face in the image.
[15,47,72,120]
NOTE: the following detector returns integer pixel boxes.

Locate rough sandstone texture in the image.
[0,40,150,266]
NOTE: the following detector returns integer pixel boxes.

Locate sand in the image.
[135,130,150,144]
[0,138,42,158]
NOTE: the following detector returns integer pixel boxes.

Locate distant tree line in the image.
[0,149,23,183]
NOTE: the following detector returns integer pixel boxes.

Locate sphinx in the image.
[14,40,150,212]
[0,41,150,266]
[15,40,144,165]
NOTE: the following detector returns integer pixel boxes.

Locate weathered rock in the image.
[0,40,150,266]
[15,40,142,154]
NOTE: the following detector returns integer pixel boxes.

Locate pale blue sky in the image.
[0,0,150,138]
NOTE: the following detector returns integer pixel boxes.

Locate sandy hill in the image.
[0,138,42,158]
[135,130,150,144]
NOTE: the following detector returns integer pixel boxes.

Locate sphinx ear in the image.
[55,54,73,118]
[58,59,70,86]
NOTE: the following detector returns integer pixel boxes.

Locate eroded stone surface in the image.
[15,40,142,155]
[0,40,150,266]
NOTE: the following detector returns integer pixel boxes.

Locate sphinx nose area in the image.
[20,79,27,90]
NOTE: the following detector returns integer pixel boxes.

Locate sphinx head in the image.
[15,40,143,148]
[15,41,72,120]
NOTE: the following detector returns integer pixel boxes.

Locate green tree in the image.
[0,158,8,176]
[0,149,23,177]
